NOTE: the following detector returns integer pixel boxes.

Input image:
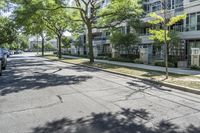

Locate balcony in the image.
[172,25,184,32]
[139,35,154,44]
[92,28,102,33]
[93,37,110,46]
[180,30,200,39]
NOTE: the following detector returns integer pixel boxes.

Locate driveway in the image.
[0,53,200,133]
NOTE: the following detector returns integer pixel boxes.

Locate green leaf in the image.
[149,29,170,43]
[148,12,164,25]
[167,14,187,26]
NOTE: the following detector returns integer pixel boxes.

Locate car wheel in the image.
[0,68,2,76]
[2,66,6,70]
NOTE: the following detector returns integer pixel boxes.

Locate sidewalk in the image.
[62,55,200,76]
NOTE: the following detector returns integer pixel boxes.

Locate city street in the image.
[0,53,200,133]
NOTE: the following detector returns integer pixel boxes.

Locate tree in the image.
[0,16,17,46]
[13,0,78,58]
[10,41,20,50]
[110,31,140,57]
[13,1,49,56]
[62,37,71,52]
[45,43,55,51]
[148,0,186,79]
[52,0,142,63]
[18,34,29,50]
[43,8,73,59]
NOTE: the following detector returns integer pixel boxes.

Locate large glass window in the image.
[197,13,200,30]
[143,4,150,13]
[190,13,197,31]
[190,0,198,2]
[175,0,183,8]
[186,15,189,31]
[172,0,175,9]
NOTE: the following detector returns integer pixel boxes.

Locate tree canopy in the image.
[110,30,140,56]
[52,0,143,62]
[9,0,143,61]
[0,16,17,46]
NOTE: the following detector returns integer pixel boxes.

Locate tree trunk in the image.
[87,23,94,63]
[127,47,130,58]
[58,35,62,59]
[164,26,169,79]
[165,42,169,79]
[41,34,45,56]
[163,2,169,79]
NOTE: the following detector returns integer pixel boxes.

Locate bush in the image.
[109,57,135,63]
[120,54,139,60]
[154,60,175,67]
[191,65,200,70]
[79,55,88,58]
[97,53,112,58]
[134,58,143,64]
[62,51,71,55]
[95,56,110,60]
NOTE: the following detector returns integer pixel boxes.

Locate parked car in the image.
[0,48,7,71]
[9,50,14,55]
[14,50,23,54]
[2,48,10,57]
[0,60,2,76]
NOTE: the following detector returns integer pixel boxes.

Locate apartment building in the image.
[74,0,129,57]
[74,0,200,67]
[29,37,57,50]
[141,0,200,66]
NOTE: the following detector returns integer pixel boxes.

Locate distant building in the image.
[29,36,57,50]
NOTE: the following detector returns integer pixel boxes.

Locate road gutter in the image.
[43,57,200,95]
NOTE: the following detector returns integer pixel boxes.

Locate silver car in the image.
[0,60,2,76]
[0,48,7,71]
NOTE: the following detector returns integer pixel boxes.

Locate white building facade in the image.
[74,0,200,67]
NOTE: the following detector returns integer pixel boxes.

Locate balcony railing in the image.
[172,25,184,32]
[93,37,107,41]
[93,36,110,45]
[185,24,200,31]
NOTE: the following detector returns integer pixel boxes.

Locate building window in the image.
[185,12,200,31]
[197,13,200,30]
[175,0,183,8]
[190,13,196,31]
[143,4,150,13]
[172,20,184,32]
[172,0,175,9]
[190,0,198,2]
[151,1,161,12]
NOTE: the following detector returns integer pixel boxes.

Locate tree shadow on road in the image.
[127,79,172,93]
[0,57,97,96]
[0,72,92,96]
[31,108,200,133]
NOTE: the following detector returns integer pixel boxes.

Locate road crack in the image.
[57,95,63,103]
[0,96,63,115]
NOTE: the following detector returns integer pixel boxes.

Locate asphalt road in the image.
[0,53,200,133]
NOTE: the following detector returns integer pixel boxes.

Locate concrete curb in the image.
[44,57,200,95]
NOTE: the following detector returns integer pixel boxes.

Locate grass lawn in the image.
[45,55,200,90]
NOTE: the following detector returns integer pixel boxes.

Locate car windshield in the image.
[0,49,3,54]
